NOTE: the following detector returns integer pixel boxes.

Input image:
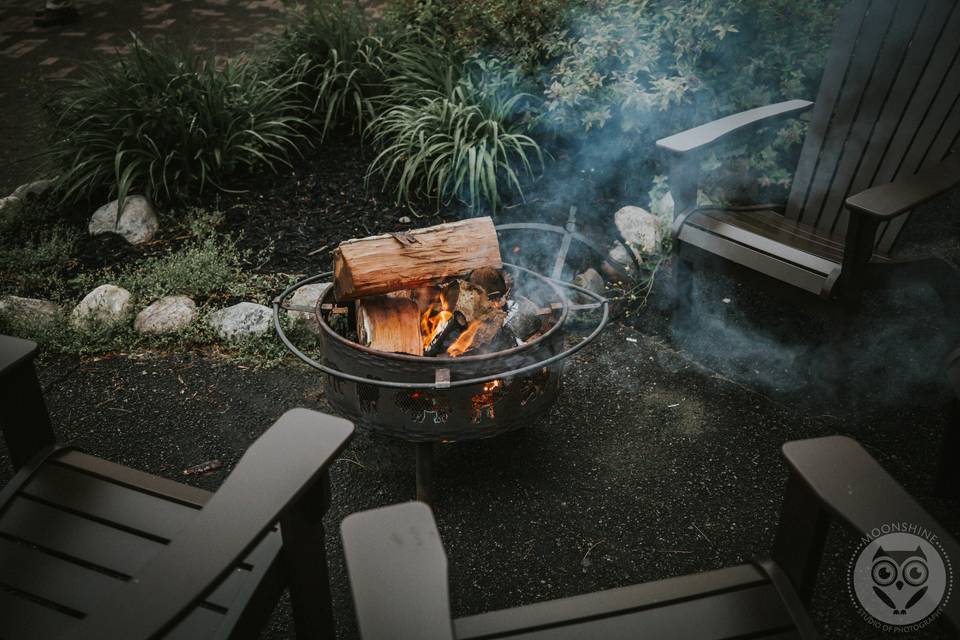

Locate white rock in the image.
[0,296,61,326]
[287,283,331,333]
[0,196,22,215]
[602,242,637,281]
[11,177,57,200]
[73,284,132,325]
[573,268,605,296]
[398,216,411,224]
[209,302,273,340]
[134,296,196,335]
[614,205,663,257]
[89,195,159,245]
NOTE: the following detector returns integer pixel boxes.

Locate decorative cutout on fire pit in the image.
[396,391,451,424]
[519,368,551,406]
[357,379,380,414]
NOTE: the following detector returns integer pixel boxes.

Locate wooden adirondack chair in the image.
[659,0,960,302]
[341,436,960,640]
[0,334,354,639]
[941,346,960,496]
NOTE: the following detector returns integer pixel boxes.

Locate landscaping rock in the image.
[209,302,273,340]
[134,296,197,335]
[614,205,663,257]
[73,284,132,325]
[89,195,159,245]
[573,268,605,297]
[287,283,331,333]
[0,296,60,327]
[11,177,57,200]
[398,216,411,224]
[0,196,22,215]
[602,242,638,281]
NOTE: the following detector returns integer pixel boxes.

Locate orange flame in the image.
[446,321,481,357]
[421,290,453,351]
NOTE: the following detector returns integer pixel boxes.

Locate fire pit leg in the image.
[415,441,435,505]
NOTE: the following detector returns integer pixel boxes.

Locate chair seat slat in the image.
[22,462,200,541]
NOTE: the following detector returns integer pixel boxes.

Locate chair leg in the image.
[0,355,55,470]
[771,472,832,604]
[280,472,337,639]
[671,254,695,325]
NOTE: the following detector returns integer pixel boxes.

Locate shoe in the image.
[33,6,80,27]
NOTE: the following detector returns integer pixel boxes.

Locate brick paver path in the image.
[0,0,287,194]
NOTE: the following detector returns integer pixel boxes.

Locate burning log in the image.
[503,296,541,342]
[333,217,503,301]
[447,308,507,357]
[450,281,493,327]
[357,296,424,356]
[469,266,506,297]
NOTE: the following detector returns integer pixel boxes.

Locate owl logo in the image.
[870,546,930,616]
[849,528,952,629]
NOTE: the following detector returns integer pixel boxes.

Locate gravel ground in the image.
[2,322,957,639]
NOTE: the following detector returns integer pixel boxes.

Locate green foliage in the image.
[49,37,314,207]
[0,197,79,296]
[271,0,386,138]
[398,0,843,203]
[366,36,544,212]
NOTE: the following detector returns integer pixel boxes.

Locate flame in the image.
[446,321,481,357]
[471,379,504,422]
[420,290,453,351]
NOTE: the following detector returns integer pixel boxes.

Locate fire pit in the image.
[275,215,610,501]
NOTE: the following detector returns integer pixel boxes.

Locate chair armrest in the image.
[342,502,454,640]
[0,334,38,380]
[781,436,959,629]
[655,100,813,154]
[64,408,354,639]
[845,153,960,220]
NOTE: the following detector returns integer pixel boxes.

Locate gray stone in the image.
[573,268,605,296]
[602,242,638,281]
[0,296,61,327]
[614,205,663,257]
[398,216,412,224]
[0,196,22,215]
[287,283,331,333]
[73,284,132,325]
[134,296,197,335]
[209,302,273,340]
[11,177,58,200]
[89,195,159,245]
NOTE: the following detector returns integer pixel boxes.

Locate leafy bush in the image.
[49,38,314,207]
[397,0,843,204]
[366,35,544,212]
[0,225,79,295]
[270,0,386,138]
[115,234,263,301]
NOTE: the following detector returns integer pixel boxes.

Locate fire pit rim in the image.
[273,267,609,391]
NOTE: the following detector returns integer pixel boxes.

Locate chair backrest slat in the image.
[784,0,960,254]
[786,0,870,225]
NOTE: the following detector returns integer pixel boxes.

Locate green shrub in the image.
[0,225,79,295]
[49,37,314,207]
[271,0,386,138]
[115,234,257,301]
[367,36,544,212]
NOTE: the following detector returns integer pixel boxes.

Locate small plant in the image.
[367,43,544,212]
[0,226,79,296]
[271,0,386,138]
[49,37,314,207]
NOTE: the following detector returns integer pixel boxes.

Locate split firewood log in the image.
[356,295,423,356]
[333,217,503,300]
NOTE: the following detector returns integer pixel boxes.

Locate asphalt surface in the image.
[1,320,957,639]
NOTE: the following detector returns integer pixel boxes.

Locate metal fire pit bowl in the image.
[274,263,608,443]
